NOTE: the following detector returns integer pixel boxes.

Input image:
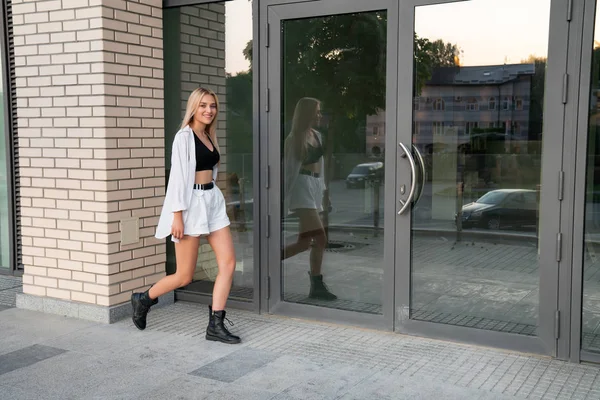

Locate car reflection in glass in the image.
[455,189,538,231]
[345,162,384,189]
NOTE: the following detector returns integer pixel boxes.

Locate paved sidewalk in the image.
[1,296,600,400]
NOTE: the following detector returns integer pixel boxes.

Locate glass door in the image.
[264,0,398,327]
[572,0,600,364]
[395,0,568,355]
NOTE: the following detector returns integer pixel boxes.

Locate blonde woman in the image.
[131,88,240,344]
[282,97,337,301]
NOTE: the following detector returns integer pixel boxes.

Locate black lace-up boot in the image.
[206,305,241,344]
[131,289,158,330]
[308,273,338,301]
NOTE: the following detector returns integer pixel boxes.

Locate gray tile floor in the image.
[1,301,600,399]
[279,230,600,349]
[1,267,600,400]
[0,275,21,308]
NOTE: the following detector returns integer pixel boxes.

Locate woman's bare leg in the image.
[296,209,326,275]
[282,208,324,261]
[132,235,200,330]
[206,226,236,310]
[148,235,200,299]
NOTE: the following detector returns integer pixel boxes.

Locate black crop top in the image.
[194,133,220,171]
[302,132,324,165]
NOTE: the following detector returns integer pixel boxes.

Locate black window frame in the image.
[0,0,20,275]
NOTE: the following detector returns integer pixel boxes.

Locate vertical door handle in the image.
[398,142,417,215]
[412,144,426,205]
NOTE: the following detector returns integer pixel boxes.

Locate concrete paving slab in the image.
[0,351,180,399]
[0,344,66,377]
[199,383,279,400]
[232,355,327,393]
[135,376,227,400]
[0,308,95,356]
[337,370,523,400]
[190,347,279,383]
[96,332,241,374]
[273,362,375,400]
[0,302,599,399]
[0,384,41,400]
[40,323,172,359]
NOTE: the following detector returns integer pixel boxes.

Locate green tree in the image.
[231,16,459,155]
[226,71,253,155]
[281,13,388,152]
[521,55,546,145]
[414,36,461,95]
[243,39,252,69]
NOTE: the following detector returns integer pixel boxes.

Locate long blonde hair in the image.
[180,87,220,152]
[285,97,320,161]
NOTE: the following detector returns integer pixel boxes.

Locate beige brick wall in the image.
[14,0,165,307]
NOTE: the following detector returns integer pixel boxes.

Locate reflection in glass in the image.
[280,12,387,313]
[163,1,254,300]
[409,0,550,335]
[582,2,600,354]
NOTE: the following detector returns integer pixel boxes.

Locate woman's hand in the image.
[171,212,184,240]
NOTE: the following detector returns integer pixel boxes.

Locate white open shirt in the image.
[155,125,218,242]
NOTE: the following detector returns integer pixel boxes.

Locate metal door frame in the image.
[569,0,600,364]
[260,0,399,330]
[394,0,573,357]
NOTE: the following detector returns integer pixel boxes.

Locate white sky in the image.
[225,0,253,74]
[224,0,555,74]
[415,0,551,66]
[596,6,600,49]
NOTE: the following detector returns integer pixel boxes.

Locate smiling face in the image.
[193,94,217,126]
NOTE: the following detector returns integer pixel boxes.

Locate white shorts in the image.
[176,185,230,242]
[289,174,324,211]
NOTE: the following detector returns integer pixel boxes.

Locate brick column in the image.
[14,0,169,322]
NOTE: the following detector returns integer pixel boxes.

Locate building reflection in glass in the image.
[405,0,548,335]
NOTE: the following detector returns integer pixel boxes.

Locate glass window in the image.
[411,0,549,336]
[581,1,600,354]
[280,10,388,313]
[413,121,420,135]
[514,121,521,135]
[433,98,445,111]
[465,121,479,135]
[477,191,508,205]
[515,97,523,110]
[163,1,254,300]
[466,98,478,111]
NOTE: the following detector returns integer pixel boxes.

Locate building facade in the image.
[1,0,600,365]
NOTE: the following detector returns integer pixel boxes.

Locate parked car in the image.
[455,189,538,230]
[345,162,384,189]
